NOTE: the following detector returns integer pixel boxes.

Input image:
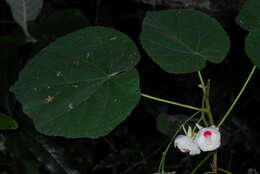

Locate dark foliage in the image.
[0,0,259,173]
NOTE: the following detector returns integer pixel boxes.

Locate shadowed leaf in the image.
[140,9,230,73]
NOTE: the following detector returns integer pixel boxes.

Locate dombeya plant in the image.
[10,0,260,173]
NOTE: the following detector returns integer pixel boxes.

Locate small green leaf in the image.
[140,9,230,73]
[11,26,140,138]
[236,0,260,31]
[156,114,189,136]
[36,8,90,37]
[0,112,18,130]
[245,29,260,68]
[5,0,43,42]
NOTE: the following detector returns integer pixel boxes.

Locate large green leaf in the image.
[11,27,140,138]
[236,0,260,31]
[0,112,18,130]
[245,29,260,68]
[140,9,230,73]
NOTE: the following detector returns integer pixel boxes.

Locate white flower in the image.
[174,135,201,155]
[195,127,221,152]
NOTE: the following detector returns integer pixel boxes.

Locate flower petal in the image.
[195,127,221,151]
[174,135,201,155]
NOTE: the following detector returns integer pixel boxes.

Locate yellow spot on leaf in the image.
[45,96,54,104]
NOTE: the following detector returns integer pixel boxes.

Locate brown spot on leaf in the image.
[68,103,74,110]
[110,37,117,40]
[56,71,63,77]
[72,84,79,88]
[45,96,54,104]
[73,61,80,66]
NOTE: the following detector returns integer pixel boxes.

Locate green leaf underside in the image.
[140,9,230,73]
[11,26,140,138]
[6,0,43,41]
[236,0,260,31]
[246,29,260,68]
[0,112,18,129]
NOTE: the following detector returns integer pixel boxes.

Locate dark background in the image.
[0,0,260,173]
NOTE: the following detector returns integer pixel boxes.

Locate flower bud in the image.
[174,135,201,155]
[195,127,221,152]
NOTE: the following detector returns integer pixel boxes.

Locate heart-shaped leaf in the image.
[11,26,140,138]
[5,0,43,42]
[0,112,18,130]
[140,9,230,73]
[245,29,260,68]
[236,0,260,31]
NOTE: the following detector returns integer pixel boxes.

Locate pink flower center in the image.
[203,130,212,137]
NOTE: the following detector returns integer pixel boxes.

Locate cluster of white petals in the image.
[174,126,221,155]
[174,135,201,155]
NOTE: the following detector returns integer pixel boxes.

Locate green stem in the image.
[192,114,205,132]
[141,93,206,112]
[191,152,213,174]
[198,71,206,90]
[218,168,232,174]
[198,71,208,126]
[158,111,201,172]
[205,80,214,125]
[197,72,216,173]
[198,72,214,124]
[212,151,218,174]
[217,65,256,128]
[203,168,232,174]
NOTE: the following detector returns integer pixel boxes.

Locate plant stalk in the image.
[141,93,206,112]
[217,65,256,127]
[212,151,218,174]
[197,71,217,173]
